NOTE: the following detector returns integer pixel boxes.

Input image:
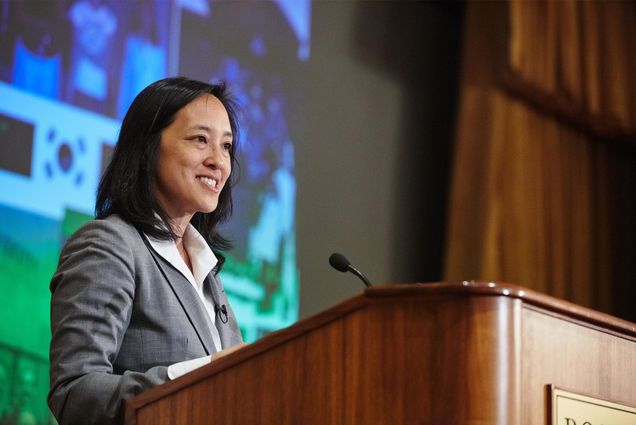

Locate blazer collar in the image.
[141,235,217,355]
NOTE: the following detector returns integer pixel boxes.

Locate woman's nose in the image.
[204,145,227,169]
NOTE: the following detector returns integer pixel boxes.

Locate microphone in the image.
[214,304,228,324]
[328,252,372,287]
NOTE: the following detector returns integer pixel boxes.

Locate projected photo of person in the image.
[116,0,169,119]
[65,0,170,117]
[0,0,170,118]
[0,0,68,99]
[65,0,118,113]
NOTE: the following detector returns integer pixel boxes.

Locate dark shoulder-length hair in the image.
[96,76,240,251]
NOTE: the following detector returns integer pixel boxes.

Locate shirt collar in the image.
[145,223,217,290]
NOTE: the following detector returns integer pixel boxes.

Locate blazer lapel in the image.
[143,241,216,355]
[206,274,244,348]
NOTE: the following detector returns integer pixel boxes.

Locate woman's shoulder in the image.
[64,214,143,251]
[52,215,147,292]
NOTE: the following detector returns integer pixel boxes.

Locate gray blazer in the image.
[48,215,243,425]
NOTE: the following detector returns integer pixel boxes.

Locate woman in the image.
[48,77,244,425]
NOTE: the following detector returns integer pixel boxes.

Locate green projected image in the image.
[0,205,57,424]
[0,0,310,423]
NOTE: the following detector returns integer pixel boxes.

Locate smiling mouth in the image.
[196,176,220,191]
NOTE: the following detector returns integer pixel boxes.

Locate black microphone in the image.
[214,304,228,324]
[329,252,372,287]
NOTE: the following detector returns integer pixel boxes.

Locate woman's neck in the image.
[175,235,193,273]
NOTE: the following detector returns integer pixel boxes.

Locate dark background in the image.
[297,2,465,316]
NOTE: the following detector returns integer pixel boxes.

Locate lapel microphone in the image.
[214,304,229,324]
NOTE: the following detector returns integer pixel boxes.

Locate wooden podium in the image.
[126,282,636,424]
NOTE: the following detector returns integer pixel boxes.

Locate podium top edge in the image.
[365,281,636,336]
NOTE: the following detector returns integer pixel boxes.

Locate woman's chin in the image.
[197,202,219,214]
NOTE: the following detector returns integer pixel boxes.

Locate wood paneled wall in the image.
[445,1,636,321]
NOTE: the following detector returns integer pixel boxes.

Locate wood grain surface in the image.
[126,282,636,425]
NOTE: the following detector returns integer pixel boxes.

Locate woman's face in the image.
[154,94,233,224]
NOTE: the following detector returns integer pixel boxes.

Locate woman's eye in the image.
[223,142,233,151]
[197,136,207,143]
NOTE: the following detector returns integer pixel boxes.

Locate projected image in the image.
[0,0,170,118]
[0,0,310,423]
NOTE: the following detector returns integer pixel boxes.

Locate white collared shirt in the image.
[144,224,223,378]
